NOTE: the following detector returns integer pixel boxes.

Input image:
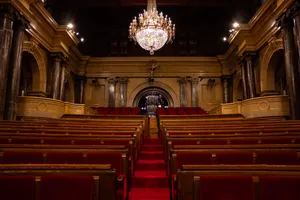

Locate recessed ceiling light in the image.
[80,38,84,42]
[233,22,240,28]
[67,23,74,29]
[223,37,227,42]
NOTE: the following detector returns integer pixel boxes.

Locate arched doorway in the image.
[266,50,286,93]
[19,52,40,96]
[133,86,173,116]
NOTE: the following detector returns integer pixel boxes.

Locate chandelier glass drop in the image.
[129,0,175,55]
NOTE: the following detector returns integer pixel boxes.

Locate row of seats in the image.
[0,115,147,200]
[158,115,300,200]
[0,165,118,200]
[157,107,208,115]
[92,107,141,115]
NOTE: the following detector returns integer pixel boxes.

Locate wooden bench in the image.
[0,145,129,200]
[0,164,118,200]
[165,134,300,162]
[176,165,300,200]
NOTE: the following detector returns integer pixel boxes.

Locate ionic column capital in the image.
[107,77,118,85]
[178,77,188,84]
[50,52,65,62]
[190,77,200,84]
[118,77,128,84]
[14,12,29,31]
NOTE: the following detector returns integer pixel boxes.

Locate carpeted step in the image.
[143,138,161,145]
[136,159,166,171]
[141,145,164,151]
[140,151,164,160]
[131,170,168,188]
[129,188,169,200]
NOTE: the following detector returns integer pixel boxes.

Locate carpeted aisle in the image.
[129,138,169,200]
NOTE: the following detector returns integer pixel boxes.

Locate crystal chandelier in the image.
[129,0,175,55]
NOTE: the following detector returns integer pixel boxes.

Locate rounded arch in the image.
[233,69,243,101]
[22,41,47,93]
[266,49,285,91]
[65,73,75,103]
[260,38,283,91]
[128,81,179,107]
[133,86,174,107]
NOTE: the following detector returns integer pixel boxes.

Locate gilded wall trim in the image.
[210,95,289,118]
[17,96,97,119]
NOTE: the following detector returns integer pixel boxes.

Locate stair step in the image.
[144,138,161,145]
[141,145,164,151]
[136,159,165,171]
[140,151,164,160]
[129,188,169,200]
[131,171,168,188]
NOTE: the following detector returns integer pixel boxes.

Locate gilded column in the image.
[107,77,117,107]
[190,77,200,107]
[51,53,62,100]
[119,77,128,107]
[240,60,248,99]
[4,14,28,120]
[59,64,66,101]
[0,5,14,120]
[245,52,256,98]
[178,77,187,107]
[277,13,300,119]
[222,76,229,103]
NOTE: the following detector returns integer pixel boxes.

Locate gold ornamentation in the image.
[36,102,47,111]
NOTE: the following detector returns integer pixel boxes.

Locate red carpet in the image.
[129,138,169,199]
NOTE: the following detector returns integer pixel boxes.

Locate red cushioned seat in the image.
[45,152,84,164]
[40,176,94,200]
[260,138,294,144]
[229,138,258,144]
[171,139,201,146]
[216,151,254,164]
[86,152,127,200]
[200,139,227,145]
[259,176,300,200]
[0,176,35,200]
[200,176,254,200]
[43,138,72,145]
[2,151,44,164]
[74,139,102,145]
[256,151,299,165]
[0,138,9,144]
[176,152,212,169]
[12,138,41,144]
[86,152,124,175]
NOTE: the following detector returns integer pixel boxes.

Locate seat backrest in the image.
[259,176,300,200]
[0,176,35,200]
[256,151,300,165]
[199,176,254,200]
[1,151,44,164]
